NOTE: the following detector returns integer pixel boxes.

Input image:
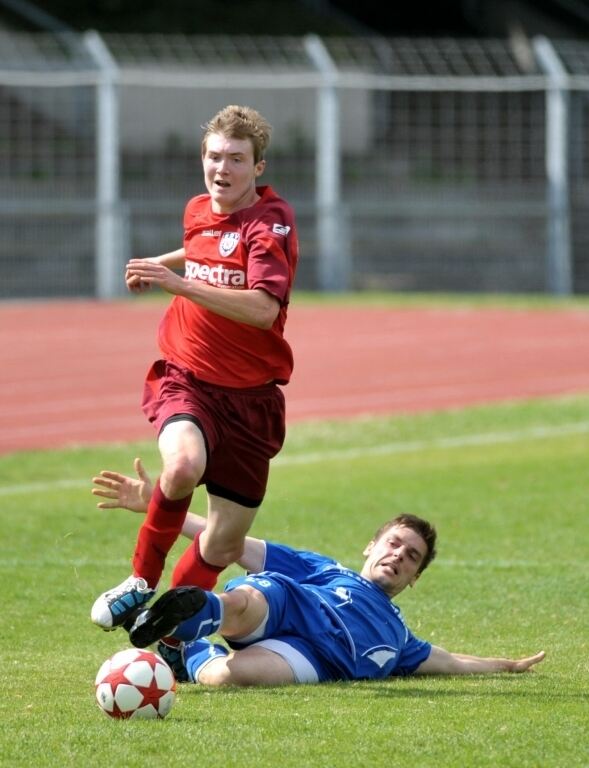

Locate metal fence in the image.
[2,31,589,298]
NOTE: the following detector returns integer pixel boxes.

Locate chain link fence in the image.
[1,31,589,298]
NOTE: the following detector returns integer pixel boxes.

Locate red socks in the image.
[171,531,224,590]
[132,480,192,588]
[132,480,224,591]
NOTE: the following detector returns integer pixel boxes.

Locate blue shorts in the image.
[224,573,352,683]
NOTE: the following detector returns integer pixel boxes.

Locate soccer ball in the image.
[95,648,176,719]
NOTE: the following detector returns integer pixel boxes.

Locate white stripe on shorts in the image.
[254,638,319,684]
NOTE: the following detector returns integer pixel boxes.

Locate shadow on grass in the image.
[173,675,585,704]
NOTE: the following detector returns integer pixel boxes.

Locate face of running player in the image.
[360,525,427,597]
[202,133,266,214]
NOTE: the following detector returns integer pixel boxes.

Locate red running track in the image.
[1,300,589,454]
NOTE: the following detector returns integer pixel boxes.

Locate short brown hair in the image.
[201,105,272,164]
[372,514,437,575]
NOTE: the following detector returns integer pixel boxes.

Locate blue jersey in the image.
[224,541,431,682]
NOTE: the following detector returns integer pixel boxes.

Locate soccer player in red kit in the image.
[91,105,299,631]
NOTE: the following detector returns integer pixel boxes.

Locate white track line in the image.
[273,420,589,465]
[1,420,587,497]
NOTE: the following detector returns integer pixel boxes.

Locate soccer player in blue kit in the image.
[93,460,545,687]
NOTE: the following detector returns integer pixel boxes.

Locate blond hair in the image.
[201,105,272,163]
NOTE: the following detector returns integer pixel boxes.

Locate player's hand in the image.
[505,651,546,673]
[92,457,153,514]
[126,259,185,295]
[125,269,151,294]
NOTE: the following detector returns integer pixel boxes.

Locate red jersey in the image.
[158,186,298,387]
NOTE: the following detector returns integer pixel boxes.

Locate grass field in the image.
[1,394,588,767]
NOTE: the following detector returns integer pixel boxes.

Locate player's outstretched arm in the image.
[92,458,208,538]
[414,646,546,675]
[91,457,266,572]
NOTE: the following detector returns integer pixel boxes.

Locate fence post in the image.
[534,36,573,296]
[304,34,349,291]
[83,31,125,299]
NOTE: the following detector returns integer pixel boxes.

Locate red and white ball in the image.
[95,648,176,720]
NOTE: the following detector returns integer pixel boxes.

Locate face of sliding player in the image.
[360,524,428,597]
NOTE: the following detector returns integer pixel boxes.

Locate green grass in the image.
[290,289,589,310]
[1,395,588,767]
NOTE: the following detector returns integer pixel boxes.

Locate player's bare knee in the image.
[220,586,251,617]
[221,585,267,638]
[240,584,267,609]
[227,584,264,612]
[161,457,202,496]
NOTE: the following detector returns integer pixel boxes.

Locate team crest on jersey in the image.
[219,231,240,257]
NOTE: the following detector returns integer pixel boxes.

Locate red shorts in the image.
[142,360,286,508]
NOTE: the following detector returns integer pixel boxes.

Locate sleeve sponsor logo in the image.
[272,223,291,236]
